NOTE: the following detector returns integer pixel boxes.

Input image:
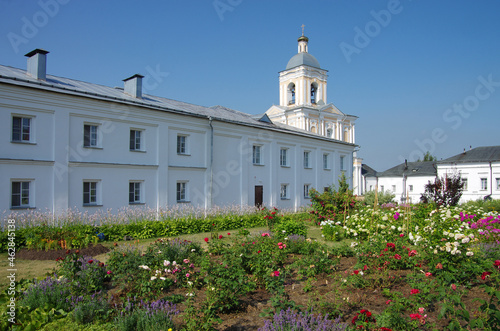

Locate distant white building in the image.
[364,161,436,203]
[438,146,500,202]
[364,146,500,204]
[0,34,358,216]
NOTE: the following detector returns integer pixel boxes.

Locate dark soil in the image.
[16,246,493,330]
[16,244,110,260]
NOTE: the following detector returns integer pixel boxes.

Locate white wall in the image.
[0,83,355,215]
[438,163,500,202]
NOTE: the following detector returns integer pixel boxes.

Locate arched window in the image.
[311,126,316,133]
[326,128,333,138]
[311,83,318,104]
[287,83,296,105]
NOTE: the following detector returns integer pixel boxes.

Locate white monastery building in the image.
[363,146,500,204]
[0,34,358,215]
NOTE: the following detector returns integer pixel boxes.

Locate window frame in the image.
[409,185,413,192]
[304,184,311,198]
[11,115,33,143]
[279,148,288,167]
[176,181,188,202]
[323,153,330,170]
[253,145,262,165]
[83,124,100,148]
[303,151,311,169]
[462,178,468,191]
[496,178,500,190]
[83,180,100,206]
[129,129,144,151]
[11,180,32,209]
[340,155,345,172]
[176,134,189,155]
[280,184,289,200]
[392,185,396,192]
[480,178,488,191]
[129,181,143,204]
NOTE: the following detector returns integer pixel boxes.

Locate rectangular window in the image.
[324,187,329,193]
[280,184,288,199]
[463,178,468,191]
[253,145,262,165]
[176,182,187,202]
[409,185,413,192]
[83,181,98,205]
[380,185,384,192]
[304,184,311,198]
[323,153,330,169]
[84,124,98,147]
[340,156,345,171]
[496,178,500,190]
[11,181,30,208]
[177,135,187,154]
[280,148,288,167]
[369,185,373,191]
[392,185,396,192]
[130,130,142,151]
[304,151,310,168]
[129,182,142,204]
[12,116,31,142]
[481,178,488,191]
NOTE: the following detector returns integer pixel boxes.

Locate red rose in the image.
[204,237,209,242]
[481,271,492,280]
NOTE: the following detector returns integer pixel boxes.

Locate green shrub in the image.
[72,294,110,325]
[309,173,358,223]
[114,299,178,331]
[273,219,307,238]
[362,190,396,206]
[20,276,72,312]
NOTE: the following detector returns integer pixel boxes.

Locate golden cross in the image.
[301,24,305,36]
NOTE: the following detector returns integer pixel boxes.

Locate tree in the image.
[363,190,395,207]
[417,151,437,162]
[420,173,464,206]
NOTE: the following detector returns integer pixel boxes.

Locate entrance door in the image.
[254,185,263,208]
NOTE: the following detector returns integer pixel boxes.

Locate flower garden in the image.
[1,199,500,330]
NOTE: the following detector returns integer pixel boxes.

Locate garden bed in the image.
[16,244,110,261]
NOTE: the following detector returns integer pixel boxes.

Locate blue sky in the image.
[1,0,499,172]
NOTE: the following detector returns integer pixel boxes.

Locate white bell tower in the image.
[279,25,328,108]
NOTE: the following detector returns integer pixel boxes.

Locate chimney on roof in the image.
[25,49,49,80]
[123,74,144,98]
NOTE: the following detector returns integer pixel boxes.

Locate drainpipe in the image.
[490,161,493,197]
[209,117,214,209]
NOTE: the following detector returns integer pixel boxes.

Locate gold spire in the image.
[301,24,305,36]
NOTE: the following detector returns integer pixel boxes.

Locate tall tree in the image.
[418,151,437,162]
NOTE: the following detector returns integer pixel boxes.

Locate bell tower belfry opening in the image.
[266,26,358,144]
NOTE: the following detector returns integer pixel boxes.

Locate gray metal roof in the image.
[377,161,437,177]
[362,164,377,177]
[438,146,500,164]
[0,64,355,147]
[286,53,321,70]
